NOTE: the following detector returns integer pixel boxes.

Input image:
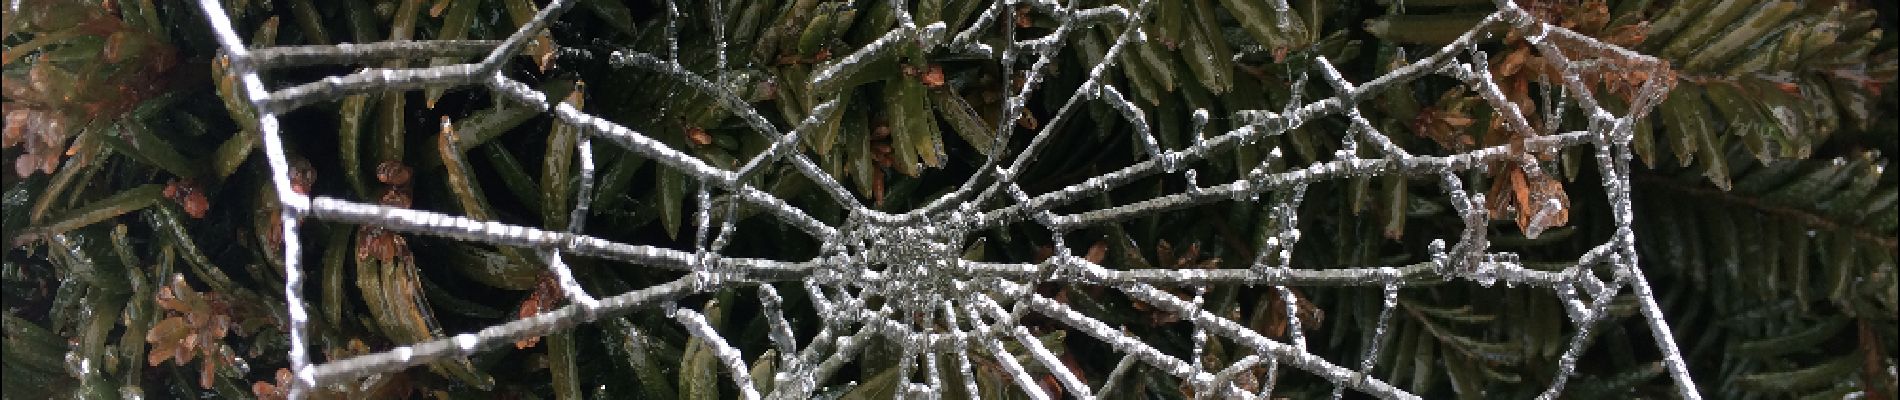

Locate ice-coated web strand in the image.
[191,0,315,395]
[191,0,1701,397]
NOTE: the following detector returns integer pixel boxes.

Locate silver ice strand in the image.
[193,0,1698,398]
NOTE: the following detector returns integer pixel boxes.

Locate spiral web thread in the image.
[195,0,1699,398]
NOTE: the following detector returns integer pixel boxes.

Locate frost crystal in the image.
[193,0,1698,398]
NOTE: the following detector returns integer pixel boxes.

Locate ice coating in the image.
[190,0,1699,397]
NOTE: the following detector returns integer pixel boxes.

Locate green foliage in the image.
[1,0,1894,398]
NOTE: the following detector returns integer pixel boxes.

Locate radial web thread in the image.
[194,0,1700,398]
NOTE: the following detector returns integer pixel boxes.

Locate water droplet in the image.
[1184,169,1201,194]
[1263,114,1289,135]
[64,351,87,377]
[455,334,479,351]
[1158,153,1181,173]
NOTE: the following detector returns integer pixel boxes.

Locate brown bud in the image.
[687,126,713,146]
[181,192,209,219]
[2,109,30,148]
[165,179,210,219]
[1016,112,1039,130]
[357,229,407,263]
[920,65,946,88]
[288,158,316,195]
[374,161,411,186]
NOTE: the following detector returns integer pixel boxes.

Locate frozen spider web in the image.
[196,0,1699,398]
